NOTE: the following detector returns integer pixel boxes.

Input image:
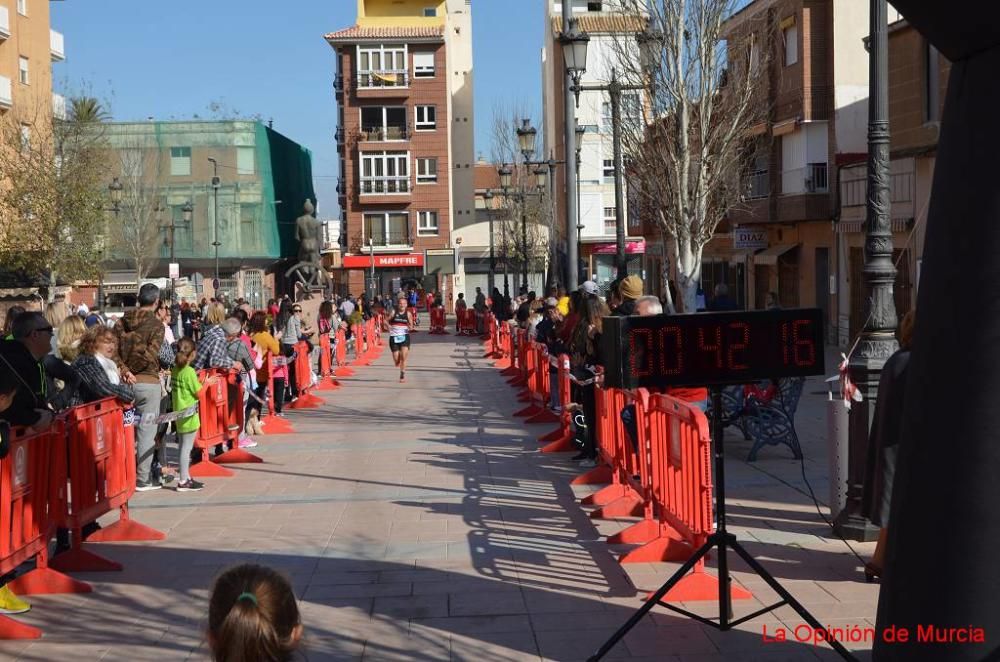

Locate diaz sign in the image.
[733,228,769,250]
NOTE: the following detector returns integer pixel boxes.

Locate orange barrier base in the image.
[191,456,236,478]
[646,569,754,603]
[49,547,123,573]
[620,535,693,564]
[590,492,644,519]
[0,614,42,640]
[287,393,324,409]
[8,565,91,596]
[500,366,519,377]
[215,448,263,464]
[316,377,341,391]
[526,409,560,425]
[508,375,527,387]
[262,414,294,434]
[609,519,675,546]
[540,435,575,453]
[334,366,355,377]
[582,483,632,507]
[86,514,165,543]
[571,464,614,485]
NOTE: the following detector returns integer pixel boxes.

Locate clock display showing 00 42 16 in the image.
[600,309,826,389]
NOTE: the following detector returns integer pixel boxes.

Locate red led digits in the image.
[659,326,683,375]
[792,320,816,366]
[698,326,723,369]
[629,328,654,377]
[727,322,750,370]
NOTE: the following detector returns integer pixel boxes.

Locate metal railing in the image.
[359,177,410,195]
[355,70,409,89]
[336,178,346,195]
[335,126,345,144]
[358,126,409,141]
[333,74,344,93]
[781,163,829,195]
[364,231,412,247]
[744,169,769,200]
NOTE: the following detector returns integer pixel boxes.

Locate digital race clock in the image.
[601,309,826,389]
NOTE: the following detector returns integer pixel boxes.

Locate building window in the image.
[240,203,259,249]
[601,102,611,134]
[17,0,26,16]
[783,23,798,66]
[603,159,614,184]
[603,206,617,234]
[364,211,410,246]
[925,42,941,123]
[413,52,435,78]
[423,7,437,17]
[18,57,28,85]
[417,211,439,236]
[360,106,407,140]
[415,105,436,130]
[237,147,255,175]
[587,1,603,10]
[416,157,438,183]
[357,44,408,88]
[360,151,410,194]
[170,147,192,176]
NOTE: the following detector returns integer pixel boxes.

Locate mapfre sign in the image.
[733,228,769,250]
[342,253,424,269]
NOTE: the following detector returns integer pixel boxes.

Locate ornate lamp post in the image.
[208,157,221,292]
[484,189,496,296]
[834,0,896,542]
[99,177,124,310]
[559,16,590,290]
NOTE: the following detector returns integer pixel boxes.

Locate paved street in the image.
[0,333,877,661]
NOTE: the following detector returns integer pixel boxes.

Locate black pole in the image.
[488,212,496,295]
[610,70,627,280]
[834,0,895,542]
[521,201,529,292]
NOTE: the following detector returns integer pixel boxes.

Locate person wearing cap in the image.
[613,275,644,316]
[579,280,599,297]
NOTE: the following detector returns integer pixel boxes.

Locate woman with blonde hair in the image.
[861,308,917,582]
[44,301,68,355]
[56,315,87,363]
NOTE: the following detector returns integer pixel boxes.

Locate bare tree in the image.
[490,102,551,293]
[604,0,772,312]
[112,129,165,281]
[0,101,111,300]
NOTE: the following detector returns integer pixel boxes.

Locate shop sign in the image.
[734,228,769,250]
[342,253,424,269]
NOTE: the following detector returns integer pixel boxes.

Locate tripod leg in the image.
[728,541,857,662]
[588,537,715,662]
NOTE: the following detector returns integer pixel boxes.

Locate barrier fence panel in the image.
[540,354,576,453]
[50,399,165,573]
[262,353,295,434]
[287,341,324,409]
[215,369,263,465]
[429,307,448,334]
[316,333,340,391]
[525,344,560,425]
[458,309,477,336]
[191,370,235,478]
[334,327,353,377]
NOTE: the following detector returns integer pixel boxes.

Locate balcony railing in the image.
[52,93,67,120]
[335,126,345,144]
[333,74,344,93]
[355,70,409,90]
[744,169,769,200]
[50,29,65,62]
[359,177,410,195]
[358,126,409,142]
[364,231,412,248]
[0,75,12,109]
[781,163,829,195]
[0,6,10,41]
[336,177,346,195]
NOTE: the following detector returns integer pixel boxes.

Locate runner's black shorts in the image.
[390,337,411,351]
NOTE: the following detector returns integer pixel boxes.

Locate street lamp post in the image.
[575,123,586,282]
[835,0,896,542]
[484,190,496,296]
[368,237,376,301]
[559,15,589,291]
[207,157,221,292]
[99,177,124,311]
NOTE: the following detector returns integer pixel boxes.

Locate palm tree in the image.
[68,97,109,123]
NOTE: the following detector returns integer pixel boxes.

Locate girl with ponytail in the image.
[208,564,302,662]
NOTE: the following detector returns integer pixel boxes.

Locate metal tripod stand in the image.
[589,387,856,661]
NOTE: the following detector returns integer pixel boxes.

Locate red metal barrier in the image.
[350,322,370,366]
[582,385,645,520]
[191,370,234,477]
[0,425,92,638]
[333,327,353,377]
[50,399,165,573]
[215,369,263,465]
[491,322,512,369]
[317,333,341,391]
[287,341,325,409]
[262,353,295,434]
[540,354,575,452]
[457,309,477,336]
[428,307,448,334]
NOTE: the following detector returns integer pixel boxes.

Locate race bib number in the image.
[391,331,408,342]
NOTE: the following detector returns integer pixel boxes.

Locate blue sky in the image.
[51,0,544,218]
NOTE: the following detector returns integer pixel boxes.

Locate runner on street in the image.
[384,296,414,382]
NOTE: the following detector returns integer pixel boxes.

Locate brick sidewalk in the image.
[0,335,875,661]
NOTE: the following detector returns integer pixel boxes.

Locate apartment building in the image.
[542,0,647,293]
[90,120,316,309]
[834,18,949,345]
[723,0,888,339]
[0,0,65,131]
[326,0,474,308]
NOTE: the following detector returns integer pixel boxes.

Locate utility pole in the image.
[208,157,221,293]
[609,69,627,279]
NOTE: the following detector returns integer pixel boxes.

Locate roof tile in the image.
[324,25,445,42]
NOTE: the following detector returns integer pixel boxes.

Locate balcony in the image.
[781,163,828,195]
[333,74,344,95]
[355,70,410,98]
[336,177,346,197]
[743,169,770,200]
[335,126,345,144]
[364,231,412,249]
[0,75,12,110]
[359,176,410,196]
[50,29,65,62]
[357,125,410,143]
[0,6,10,41]
[52,93,67,120]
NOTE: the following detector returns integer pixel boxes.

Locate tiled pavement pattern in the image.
[0,335,877,660]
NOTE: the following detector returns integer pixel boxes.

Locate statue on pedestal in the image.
[284,199,328,296]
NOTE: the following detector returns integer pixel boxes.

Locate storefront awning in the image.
[754,243,799,265]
